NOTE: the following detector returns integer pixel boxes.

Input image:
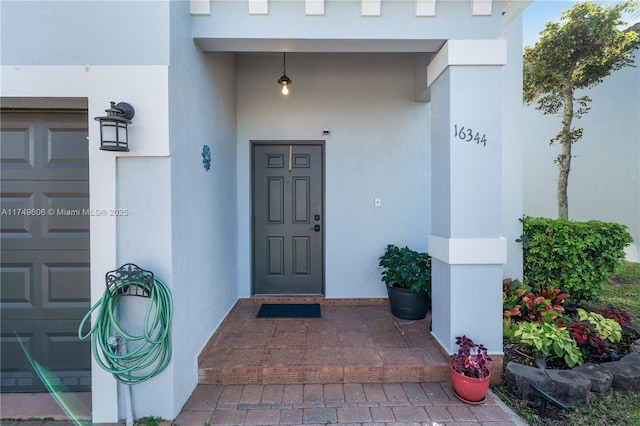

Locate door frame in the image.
[250,140,326,296]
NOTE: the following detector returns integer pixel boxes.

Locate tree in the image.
[523,1,639,219]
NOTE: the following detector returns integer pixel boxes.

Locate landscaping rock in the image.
[505,337,640,409]
[602,352,640,391]
[505,362,551,398]
[545,369,591,406]
[573,363,614,393]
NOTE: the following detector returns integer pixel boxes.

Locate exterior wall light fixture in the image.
[277,52,292,95]
[94,101,135,152]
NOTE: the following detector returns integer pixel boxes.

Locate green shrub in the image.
[512,321,583,367]
[519,217,632,302]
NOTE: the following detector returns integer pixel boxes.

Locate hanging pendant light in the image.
[277,52,292,95]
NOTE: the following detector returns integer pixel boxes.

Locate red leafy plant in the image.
[597,306,633,327]
[503,278,529,319]
[564,321,609,355]
[503,279,570,323]
[450,335,492,379]
[522,285,570,322]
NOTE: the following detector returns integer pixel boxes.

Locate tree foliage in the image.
[523,1,639,219]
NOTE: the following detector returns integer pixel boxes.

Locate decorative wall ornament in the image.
[202,145,212,171]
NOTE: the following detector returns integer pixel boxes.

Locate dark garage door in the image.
[1,106,91,392]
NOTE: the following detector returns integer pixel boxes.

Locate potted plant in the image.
[378,244,431,320]
[449,335,492,404]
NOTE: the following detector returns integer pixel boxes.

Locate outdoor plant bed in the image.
[500,329,640,424]
[503,325,640,370]
[501,274,640,421]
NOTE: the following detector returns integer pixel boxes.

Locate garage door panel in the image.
[38,118,89,181]
[46,327,91,372]
[0,263,33,307]
[47,128,89,170]
[0,331,35,378]
[1,112,88,181]
[44,262,91,309]
[0,191,38,238]
[1,180,89,250]
[1,250,90,319]
[1,327,91,392]
[0,126,34,171]
[44,185,90,237]
[1,107,90,393]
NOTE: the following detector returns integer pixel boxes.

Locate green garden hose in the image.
[78,277,173,385]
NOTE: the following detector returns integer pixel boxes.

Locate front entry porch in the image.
[198,298,450,385]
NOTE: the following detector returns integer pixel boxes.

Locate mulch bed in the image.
[503,325,640,371]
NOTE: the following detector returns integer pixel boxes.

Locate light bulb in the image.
[282,84,289,95]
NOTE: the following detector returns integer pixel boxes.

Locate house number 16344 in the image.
[454,124,487,147]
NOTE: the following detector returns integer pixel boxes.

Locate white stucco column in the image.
[427,40,507,355]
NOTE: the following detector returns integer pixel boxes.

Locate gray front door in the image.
[1,109,91,392]
[253,143,324,295]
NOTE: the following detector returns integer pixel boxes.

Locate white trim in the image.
[305,0,324,15]
[427,39,507,87]
[416,0,436,17]
[503,0,532,25]
[428,235,507,264]
[249,0,268,15]
[362,0,381,16]
[190,0,210,15]
[426,42,450,87]
[472,0,493,16]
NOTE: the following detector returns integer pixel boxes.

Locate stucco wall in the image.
[502,15,524,279]
[0,1,169,65]
[116,157,173,417]
[193,0,502,47]
[165,1,239,419]
[236,53,431,298]
[523,51,640,262]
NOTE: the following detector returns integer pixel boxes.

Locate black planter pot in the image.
[387,286,431,320]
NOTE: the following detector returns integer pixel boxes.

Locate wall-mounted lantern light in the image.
[94,101,135,152]
[277,52,292,95]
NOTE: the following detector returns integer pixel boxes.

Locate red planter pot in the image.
[449,363,490,404]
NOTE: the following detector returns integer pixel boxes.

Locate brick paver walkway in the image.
[174,382,526,425]
[0,382,525,425]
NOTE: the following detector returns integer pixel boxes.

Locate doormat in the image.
[257,303,321,318]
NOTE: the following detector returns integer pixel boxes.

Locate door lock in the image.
[314,214,320,221]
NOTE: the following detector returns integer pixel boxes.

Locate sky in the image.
[523,1,640,48]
